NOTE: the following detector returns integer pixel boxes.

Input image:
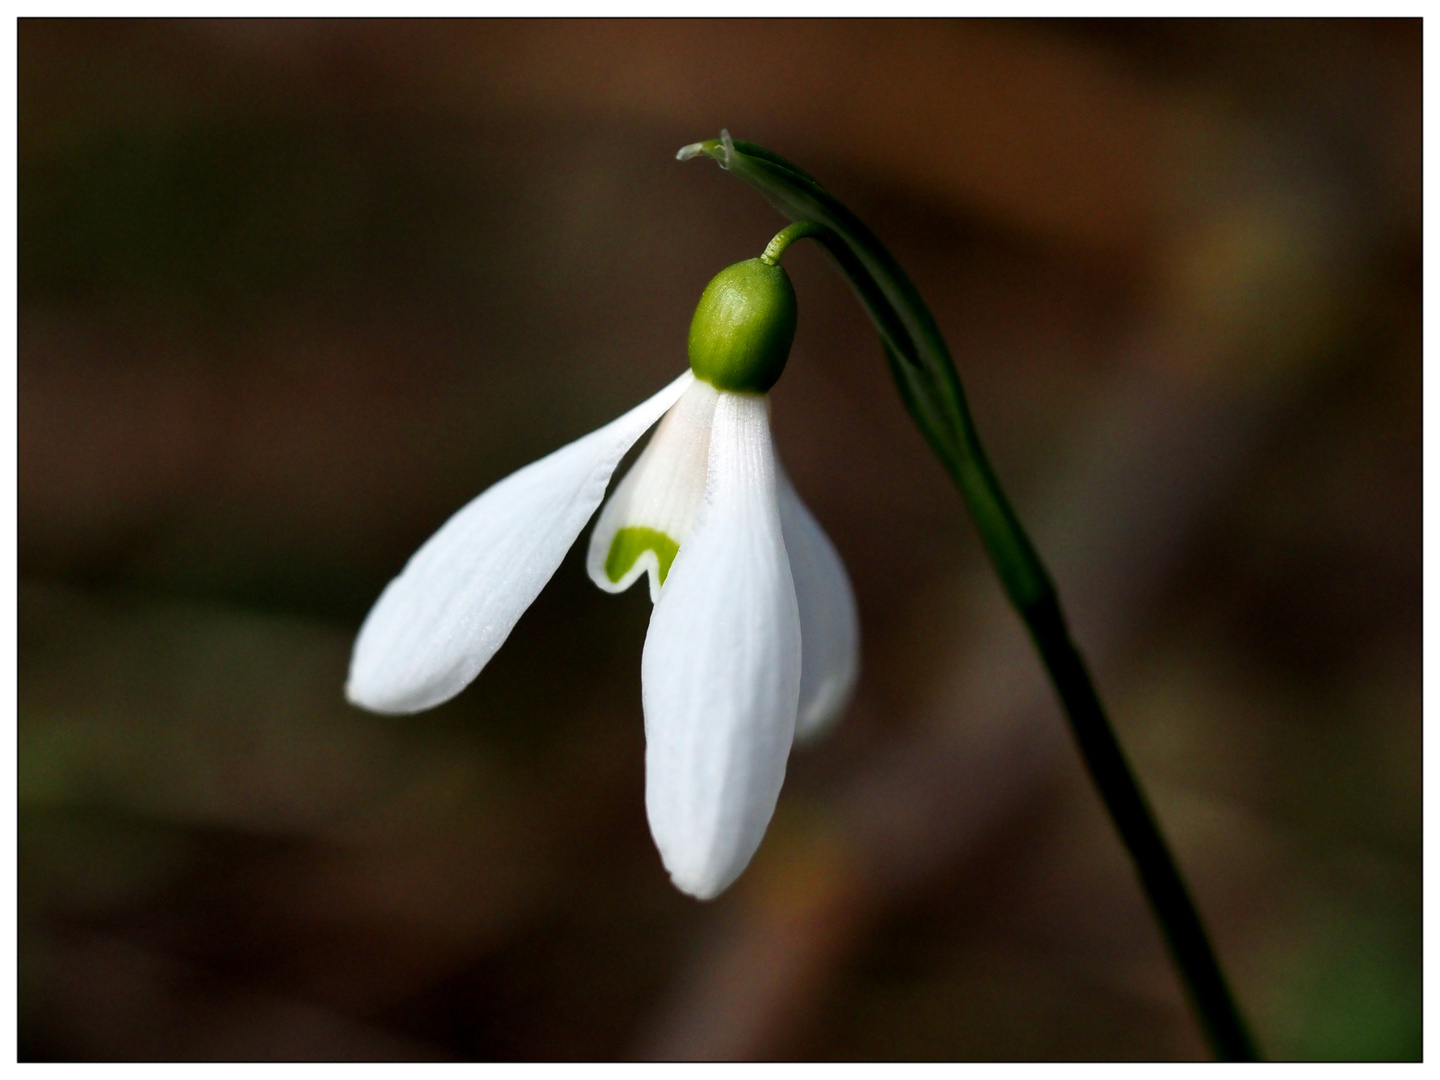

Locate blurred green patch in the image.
[1275,912,1421,1061]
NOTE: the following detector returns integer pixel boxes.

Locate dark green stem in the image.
[1023,594,1258,1061]
[690,132,1259,1061]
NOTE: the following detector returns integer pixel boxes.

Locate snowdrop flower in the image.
[347,252,859,899]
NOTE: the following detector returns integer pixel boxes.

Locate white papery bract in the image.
[347,370,859,899]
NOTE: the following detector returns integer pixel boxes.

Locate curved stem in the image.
[692,133,1259,1062]
[760,221,827,265]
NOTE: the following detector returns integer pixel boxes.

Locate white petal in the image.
[778,467,860,742]
[347,371,694,714]
[587,380,718,601]
[641,392,802,900]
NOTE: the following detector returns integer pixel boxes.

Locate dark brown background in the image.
[19,18,1421,1061]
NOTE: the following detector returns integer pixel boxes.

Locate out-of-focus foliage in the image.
[19,19,1419,1061]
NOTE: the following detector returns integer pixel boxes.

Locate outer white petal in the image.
[778,467,860,743]
[587,380,718,601]
[641,392,802,900]
[347,371,694,714]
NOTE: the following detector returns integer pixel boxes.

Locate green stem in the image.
[694,133,1259,1061]
[1023,595,1257,1061]
[760,221,826,265]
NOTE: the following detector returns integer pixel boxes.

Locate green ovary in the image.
[606,526,680,586]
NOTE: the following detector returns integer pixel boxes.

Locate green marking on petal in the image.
[606,526,680,587]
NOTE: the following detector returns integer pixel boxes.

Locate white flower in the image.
[347,257,859,900]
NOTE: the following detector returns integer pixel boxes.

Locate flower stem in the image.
[759,221,827,266]
[690,133,1259,1061]
[1021,594,1258,1061]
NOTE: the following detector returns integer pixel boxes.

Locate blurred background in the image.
[18,19,1420,1061]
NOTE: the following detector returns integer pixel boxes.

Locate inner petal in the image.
[606,526,679,586]
[587,379,719,601]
